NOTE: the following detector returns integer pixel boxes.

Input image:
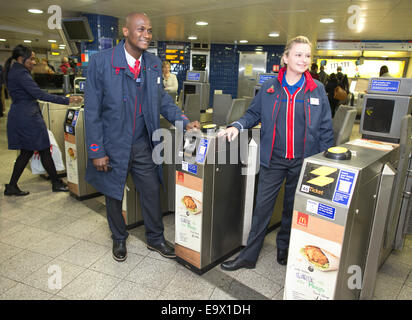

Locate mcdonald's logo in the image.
[297,212,309,228]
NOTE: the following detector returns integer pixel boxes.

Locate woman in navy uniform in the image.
[84,13,200,262]
[3,45,82,196]
[220,36,334,270]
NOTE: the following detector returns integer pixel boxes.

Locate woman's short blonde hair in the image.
[162,60,171,68]
[281,35,312,66]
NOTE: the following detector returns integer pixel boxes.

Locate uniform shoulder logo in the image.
[90,144,100,152]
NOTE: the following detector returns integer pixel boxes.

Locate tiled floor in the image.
[0,99,411,300]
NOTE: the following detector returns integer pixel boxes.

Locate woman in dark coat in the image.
[325,73,340,118]
[3,45,82,196]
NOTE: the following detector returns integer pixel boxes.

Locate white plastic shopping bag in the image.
[30,152,45,174]
[48,130,65,171]
[30,130,66,174]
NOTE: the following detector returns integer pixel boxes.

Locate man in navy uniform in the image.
[85,12,200,262]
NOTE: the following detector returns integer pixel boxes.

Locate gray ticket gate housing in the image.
[175,131,243,274]
[182,71,210,111]
[284,77,412,300]
[64,107,100,200]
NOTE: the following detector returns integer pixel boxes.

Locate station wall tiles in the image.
[81,14,119,52]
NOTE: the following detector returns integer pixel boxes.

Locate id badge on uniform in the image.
[310,98,320,105]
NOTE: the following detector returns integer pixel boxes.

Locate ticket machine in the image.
[64,107,100,200]
[284,78,412,300]
[182,71,210,111]
[253,73,278,96]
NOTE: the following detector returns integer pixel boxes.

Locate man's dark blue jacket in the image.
[84,40,190,201]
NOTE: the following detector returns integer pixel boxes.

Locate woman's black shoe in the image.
[4,184,30,196]
[52,180,69,192]
[277,249,288,265]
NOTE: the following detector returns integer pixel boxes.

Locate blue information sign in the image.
[79,81,85,92]
[71,110,79,127]
[317,203,336,220]
[196,138,209,164]
[333,170,356,206]
[187,72,201,81]
[188,163,198,174]
[259,74,277,84]
[370,79,400,93]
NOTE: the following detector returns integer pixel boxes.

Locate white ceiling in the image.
[0,0,411,50]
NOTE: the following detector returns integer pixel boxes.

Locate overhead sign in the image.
[360,41,408,51]
[317,40,409,51]
[166,46,185,64]
[316,41,361,51]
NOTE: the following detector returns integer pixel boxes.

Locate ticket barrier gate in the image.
[284,141,400,300]
[40,101,69,170]
[175,130,244,274]
[241,129,282,245]
[283,77,412,300]
[122,119,176,228]
[64,107,100,200]
[284,120,412,300]
[254,73,278,96]
[122,171,171,229]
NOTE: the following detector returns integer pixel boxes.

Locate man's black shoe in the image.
[147,241,176,259]
[52,180,69,192]
[4,184,29,196]
[113,240,127,262]
[277,249,288,266]
[221,258,256,271]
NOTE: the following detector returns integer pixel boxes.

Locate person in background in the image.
[318,65,328,85]
[44,58,55,73]
[84,12,200,263]
[336,66,349,93]
[59,57,71,74]
[325,73,339,118]
[32,58,54,74]
[219,36,333,271]
[0,64,3,117]
[162,61,178,95]
[68,57,76,69]
[309,63,320,80]
[68,58,77,74]
[379,65,391,77]
[3,45,83,196]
